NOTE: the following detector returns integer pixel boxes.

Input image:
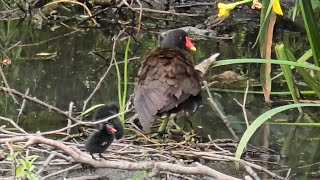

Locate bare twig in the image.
[136,0,143,33]
[244,165,260,180]
[18,30,80,47]
[39,108,132,136]
[41,164,81,180]
[233,80,250,128]
[82,28,127,113]
[0,116,28,134]
[66,102,74,135]
[2,136,241,179]
[203,81,238,140]
[37,151,57,174]
[0,86,80,123]
[194,53,220,77]
[17,88,29,118]
[0,64,19,105]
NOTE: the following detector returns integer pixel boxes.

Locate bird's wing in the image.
[133,48,201,132]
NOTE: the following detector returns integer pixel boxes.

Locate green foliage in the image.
[213,59,320,72]
[7,150,40,180]
[129,170,148,180]
[299,0,320,68]
[275,44,302,112]
[114,37,131,125]
[78,104,105,118]
[235,103,320,169]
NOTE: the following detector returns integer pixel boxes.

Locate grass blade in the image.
[275,44,302,112]
[235,103,320,168]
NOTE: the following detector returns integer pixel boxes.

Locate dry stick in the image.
[136,0,143,33]
[66,102,74,135]
[233,80,250,128]
[207,135,232,154]
[7,40,21,51]
[0,126,24,136]
[0,116,28,134]
[17,88,29,119]
[37,151,57,174]
[18,30,80,47]
[244,165,260,180]
[244,175,254,180]
[131,7,200,17]
[81,28,126,113]
[170,151,284,179]
[163,172,194,180]
[0,86,80,123]
[41,164,81,180]
[285,168,291,180]
[27,146,73,162]
[0,65,19,105]
[1,136,241,180]
[203,81,239,141]
[40,109,131,136]
[195,53,220,77]
[65,175,109,180]
[173,2,215,8]
[2,109,131,137]
[120,0,200,26]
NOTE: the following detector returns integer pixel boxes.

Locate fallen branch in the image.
[1,135,241,179]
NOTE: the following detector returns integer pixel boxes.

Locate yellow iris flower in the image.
[217,0,283,17]
[217,0,252,17]
[217,3,236,17]
[272,0,283,16]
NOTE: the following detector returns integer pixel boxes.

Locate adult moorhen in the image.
[133,29,202,133]
[94,103,124,140]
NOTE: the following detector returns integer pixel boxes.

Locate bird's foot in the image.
[99,153,108,160]
[90,154,98,160]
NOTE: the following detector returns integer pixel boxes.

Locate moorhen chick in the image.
[85,103,124,160]
[85,122,117,160]
[93,103,124,140]
[133,29,202,133]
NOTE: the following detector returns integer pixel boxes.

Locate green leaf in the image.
[271,49,313,81]
[29,165,35,172]
[299,1,320,67]
[16,165,24,177]
[78,104,105,118]
[235,103,320,168]
[213,59,320,72]
[275,44,302,112]
[284,49,320,99]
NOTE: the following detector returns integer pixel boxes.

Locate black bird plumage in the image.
[94,103,124,140]
[85,123,116,160]
[85,103,124,160]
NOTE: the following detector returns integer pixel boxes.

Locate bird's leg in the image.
[99,153,108,160]
[183,111,195,135]
[90,153,97,160]
[158,114,170,133]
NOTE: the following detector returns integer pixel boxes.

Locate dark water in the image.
[1,20,320,179]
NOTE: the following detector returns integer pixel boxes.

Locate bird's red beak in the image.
[185,36,196,51]
[110,127,117,133]
[106,124,117,133]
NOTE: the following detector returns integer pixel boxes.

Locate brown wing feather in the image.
[134,47,201,132]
